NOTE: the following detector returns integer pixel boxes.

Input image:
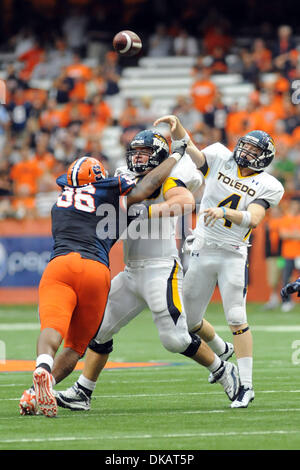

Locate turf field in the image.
[0,303,300,451]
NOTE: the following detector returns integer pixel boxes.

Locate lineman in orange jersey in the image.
[23,139,187,418]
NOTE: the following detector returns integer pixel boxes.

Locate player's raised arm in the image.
[126,140,186,206]
[153,115,206,169]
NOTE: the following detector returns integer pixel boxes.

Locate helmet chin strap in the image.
[131,149,156,174]
[133,165,148,174]
[239,158,259,171]
[236,145,262,169]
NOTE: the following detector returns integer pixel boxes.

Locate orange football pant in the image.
[38,252,111,356]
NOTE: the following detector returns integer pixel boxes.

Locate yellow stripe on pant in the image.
[167,261,182,324]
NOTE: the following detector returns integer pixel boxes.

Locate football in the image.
[113,30,142,57]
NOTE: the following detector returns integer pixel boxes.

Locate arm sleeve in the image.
[198,158,209,177]
[251,198,270,210]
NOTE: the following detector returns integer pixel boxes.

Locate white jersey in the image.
[116,153,203,263]
[195,142,284,247]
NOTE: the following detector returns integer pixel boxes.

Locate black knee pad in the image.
[181,333,201,358]
[88,339,113,355]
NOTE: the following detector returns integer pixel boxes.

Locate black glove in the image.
[280,277,300,300]
[171,140,187,157]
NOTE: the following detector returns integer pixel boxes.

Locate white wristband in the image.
[182,132,190,145]
[171,133,190,146]
[240,211,252,228]
[170,152,182,162]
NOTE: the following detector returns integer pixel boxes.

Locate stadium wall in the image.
[0,219,286,304]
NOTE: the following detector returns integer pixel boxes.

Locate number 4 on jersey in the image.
[218,194,241,227]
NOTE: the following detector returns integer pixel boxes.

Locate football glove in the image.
[170,140,187,157]
[128,203,150,220]
[182,231,196,254]
[280,277,300,300]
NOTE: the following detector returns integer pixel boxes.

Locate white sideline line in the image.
[183,407,300,414]
[0,379,186,387]
[3,389,300,402]
[0,323,40,331]
[1,407,300,422]
[0,384,28,387]
[251,326,300,332]
[85,389,300,399]
[1,323,300,332]
[1,430,299,444]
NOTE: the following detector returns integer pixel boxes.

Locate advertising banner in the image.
[0,237,52,287]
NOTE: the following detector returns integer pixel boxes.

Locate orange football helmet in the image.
[67,156,106,186]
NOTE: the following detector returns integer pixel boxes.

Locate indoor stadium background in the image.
[1,0,300,452]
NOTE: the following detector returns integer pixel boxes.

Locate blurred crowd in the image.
[0,9,299,231]
[0,2,299,306]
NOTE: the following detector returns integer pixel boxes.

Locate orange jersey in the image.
[264,216,282,257]
[226,109,262,148]
[190,79,217,112]
[63,102,91,123]
[10,160,43,195]
[226,110,248,136]
[80,119,106,139]
[39,108,69,129]
[292,126,300,143]
[65,63,92,81]
[119,105,138,128]
[274,76,290,94]
[32,152,55,172]
[93,101,112,125]
[69,81,87,101]
[255,106,280,135]
[24,88,47,105]
[279,214,300,258]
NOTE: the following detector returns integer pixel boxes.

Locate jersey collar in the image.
[237,166,260,179]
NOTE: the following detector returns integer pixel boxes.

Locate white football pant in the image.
[183,245,248,329]
[96,259,192,353]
